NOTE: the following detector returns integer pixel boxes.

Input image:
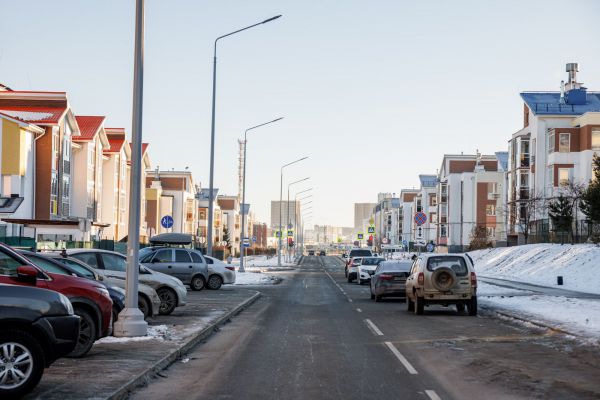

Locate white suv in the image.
[405,254,477,316]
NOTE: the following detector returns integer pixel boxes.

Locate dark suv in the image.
[0,284,80,398]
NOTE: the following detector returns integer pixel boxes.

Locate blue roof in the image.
[419,174,438,187]
[520,91,600,115]
[495,151,508,171]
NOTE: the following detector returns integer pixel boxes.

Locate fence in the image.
[527,220,599,244]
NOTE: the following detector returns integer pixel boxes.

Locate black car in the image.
[308,250,315,256]
[0,284,80,398]
[319,250,326,256]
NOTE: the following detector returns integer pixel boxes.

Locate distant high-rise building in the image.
[270,200,300,230]
[354,203,376,231]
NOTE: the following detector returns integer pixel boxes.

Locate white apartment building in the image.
[400,189,418,244]
[412,175,438,244]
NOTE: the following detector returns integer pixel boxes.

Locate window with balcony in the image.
[430,196,437,206]
[486,204,496,216]
[440,224,447,237]
[559,133,570,153]
[439,183,447,203]
[520,139,530,167]
[486,227,495,237]
[592,129,600,151]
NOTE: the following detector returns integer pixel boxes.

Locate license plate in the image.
[393,277,404,281]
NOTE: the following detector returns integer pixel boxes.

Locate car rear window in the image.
[426,256,468,276]
[361,258,384,265]
[190,252,204,263]
[381,261,412,272]
[175,250,192,263]
[349,250,372,257]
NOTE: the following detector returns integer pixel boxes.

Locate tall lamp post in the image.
[114,0,147,337]
[207,15,282,257]
[286,177,309,262]
[293,189,312,257]
[278,157,308,266]
[239,117,283,272]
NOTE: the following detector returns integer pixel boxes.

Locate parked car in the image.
[405,254,477,316]
[344,248,373,273]
[139,247,209,291]
[203,256,236,290]
[0,243,112,358]
[356,257,385,285]
[18,251,126,321]
[319,250,326,256]
[0,284,80,398]
[346,257,363,283]
[65,249,187,316]
[308,250,315,256]
[370,260,412,302]
[49,254,160,319]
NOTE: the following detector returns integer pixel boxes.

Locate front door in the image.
[172,249,194,283]
[148,249,175,277]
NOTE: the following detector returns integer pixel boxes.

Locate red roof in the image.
[74,116,105,141]
[0,106,67,124]
[142,143,149,154]
[104,138,126,154]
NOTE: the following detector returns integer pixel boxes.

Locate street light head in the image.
[263,15,282,24]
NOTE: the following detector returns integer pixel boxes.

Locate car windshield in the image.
[361,258,384,266]
[427,256,468,276]
[382,262,412,272]
[349,250,372,257]
[55,258,96,279]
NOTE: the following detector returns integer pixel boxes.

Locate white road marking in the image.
[365,319,384,336]
[384,342,418,374]
[356,308,362,313]
[348,298,353,303]
[425,390,441,400]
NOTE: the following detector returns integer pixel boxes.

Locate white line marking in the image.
[365,319,384,336]
[356,308,362,313]
[384,341,418,374]
[425,390,441,400]
[348,298,353,303]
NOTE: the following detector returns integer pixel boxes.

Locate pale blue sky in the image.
[1,0,599,227]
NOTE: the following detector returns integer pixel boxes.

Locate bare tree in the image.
[502,191,548,244]
[559,181,585,242]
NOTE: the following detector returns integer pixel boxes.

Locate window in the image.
[440,224,447,237]
[558,168,571,186]
[592,129,600,151]
[427,256,468,276]
[519,171,529,188]
[486,227,496,237]
[416,199,422,212]
[101,253,127,272]
[430,196,436,206]
[520,140,530,167]
[27,255,70,275]
[486,204,496,216]
[431,213,438,224]
[175,250,192,263]
[531,138,536,164]
[0,250,25,276]
[548,131,555,154]
[191,252,204,263]
[152,249,173,263]
[559,133,570,153]
[71,253,99,268]
[57,259,95,279]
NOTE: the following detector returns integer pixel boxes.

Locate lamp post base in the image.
[113,307,148,337]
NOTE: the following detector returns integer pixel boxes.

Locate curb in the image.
[484,306,576,337]
[107,290,262,400]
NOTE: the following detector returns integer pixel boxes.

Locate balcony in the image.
[519,154,530,168]
[518,188,530,200]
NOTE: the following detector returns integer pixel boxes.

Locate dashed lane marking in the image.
[356,308,362,313]
[425,390,441,400]
[384,342,418,374]
[348,299,353,303]
[365,319,384,336]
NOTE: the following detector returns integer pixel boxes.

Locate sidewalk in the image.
[25,287,261,400]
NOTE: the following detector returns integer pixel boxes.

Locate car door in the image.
[97,252,128,280]
[0,249,49,289]
[147,249,174,277]
[172,249,194,283]
[190,252,209,279]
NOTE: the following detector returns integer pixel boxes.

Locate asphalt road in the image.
[130,256,600,400]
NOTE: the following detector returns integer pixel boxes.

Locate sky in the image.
[2,0,600,227]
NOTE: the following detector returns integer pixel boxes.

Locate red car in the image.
[0,243,112,357]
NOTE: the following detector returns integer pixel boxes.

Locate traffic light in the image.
[288,237,294,247]
[367,235,373,246]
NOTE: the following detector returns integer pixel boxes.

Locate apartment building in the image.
[354,203,376,234]
[218,195,240,253]
[436,152,507,252]
[101,128,130,241]
[373,193,401,247]
[196,188,222,246]
[507,63,600,243]
[400,189,418,243]
[412,175,438,243]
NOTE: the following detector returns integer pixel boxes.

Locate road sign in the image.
[274,230,282,238]
[287,223,293,229]
[161,215,174,229]
[357,233,364,240]
[414,212,427,226]
[287,230,294,237]
[252,236,257,243]
[402,239,408,247]
[367,226,375,234]
[381,237,388,244]
[426,243,435,252]
[415,239,426,246]
[243,237,250,247]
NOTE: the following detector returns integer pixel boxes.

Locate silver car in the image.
[139,247,209,291]
[204,256,236,289]
[370,260,412,302]
[66,249,187,316]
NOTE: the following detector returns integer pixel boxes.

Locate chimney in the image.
[564,63,587,105]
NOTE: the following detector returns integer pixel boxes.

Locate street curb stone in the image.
[484,306,576,337]
[107,290,262,400]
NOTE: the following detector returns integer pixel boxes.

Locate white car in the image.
[346,257,363,283]
[356,257,385,285]
[204,256,236,289]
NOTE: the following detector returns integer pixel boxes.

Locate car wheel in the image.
[0,330,45,398]
[138,295,151,319]
[157,288,177,315]
[190,275,206,291]
[358,278,363,285]
[207,275,223,290]
[407,297,415,312]
[375,295,382,302]
[456,303,466,314]
[415,296,425,315]
[467,296,478,316]
[347,275,353,283]
[69,308,96,358]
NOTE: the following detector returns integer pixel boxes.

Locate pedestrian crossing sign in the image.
[287,230,294,237]
[357,233,364,240]
[274,230,282,238]
[367,226,375,234]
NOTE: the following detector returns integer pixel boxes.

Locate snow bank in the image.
[97,324,170,343]
[469,244,600,295]
[234,271,280,285]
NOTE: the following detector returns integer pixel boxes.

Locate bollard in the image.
[557,276,563,285]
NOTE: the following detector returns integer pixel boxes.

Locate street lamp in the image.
[207,14,282,257]
[293,189,312,257]
[114,0,147,337]
[287,177,309,262]
[278,157,308,266]
[239,117,283,273]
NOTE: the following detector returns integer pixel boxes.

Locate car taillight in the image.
[470,271,477,287]
[417,272,424,286]
[380,274,393,280]
[225,266,235,271]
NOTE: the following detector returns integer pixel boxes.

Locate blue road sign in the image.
[426,243,435,253]
[252,236,257,242]
[402,239,409,247]
[161,215,174,229]
[367,226,375,234]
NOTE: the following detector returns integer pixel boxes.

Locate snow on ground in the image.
[97,324,170,343]
[469,243,600,295]
[229,255,296,272]
[234,271,281,285]
[479,283,600,340]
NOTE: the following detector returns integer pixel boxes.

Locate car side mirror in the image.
[16,265,38,283]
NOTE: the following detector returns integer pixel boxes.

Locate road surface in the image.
[130,256,600,400]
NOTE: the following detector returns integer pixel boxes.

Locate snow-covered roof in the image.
[521,92,600,116]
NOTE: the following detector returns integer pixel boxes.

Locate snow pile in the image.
[231,255,296,271]
[234,272,280,285]
[479,283,600,339]
[97,324,170,343]
[469,244,600,295]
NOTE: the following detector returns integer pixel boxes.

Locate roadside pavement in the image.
[24,287,261,400]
